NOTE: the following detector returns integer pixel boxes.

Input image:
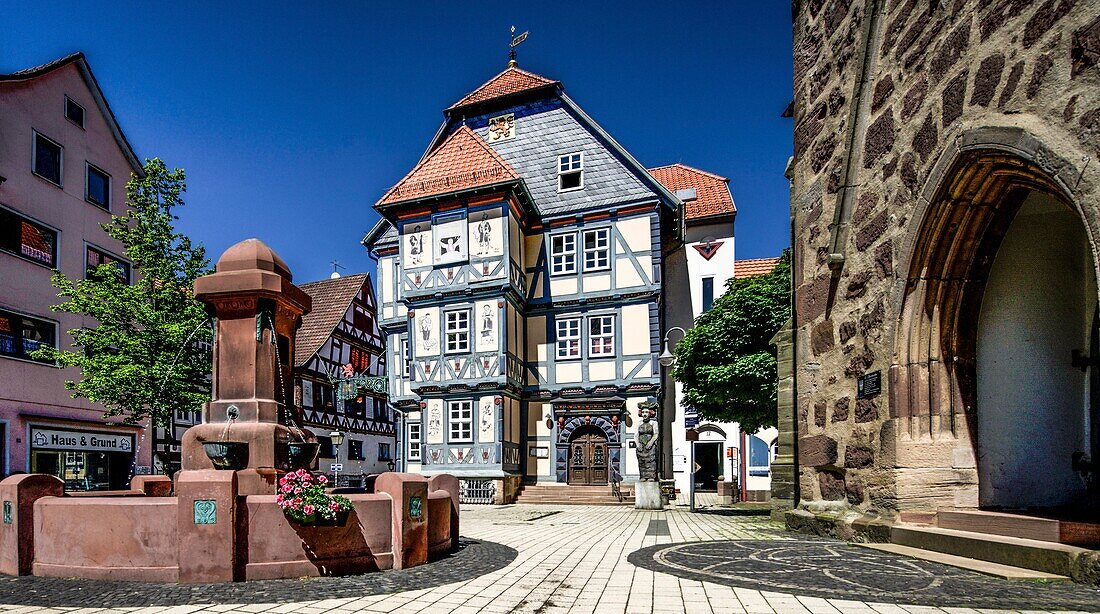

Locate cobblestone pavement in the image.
[0,504,1098,613]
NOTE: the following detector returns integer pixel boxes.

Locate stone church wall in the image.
[790,0,1100,513]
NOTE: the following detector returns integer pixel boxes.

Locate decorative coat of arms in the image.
[488,113,515,141]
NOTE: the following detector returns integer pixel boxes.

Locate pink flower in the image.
[276,494,285,504]
[302,504,315,516]
[317,474,328,484]
[296,468,307,477]
[329,501,340,511]
[292,498,302,507]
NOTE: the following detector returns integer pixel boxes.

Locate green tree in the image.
[33,158,213,430]
[672,251,791,434]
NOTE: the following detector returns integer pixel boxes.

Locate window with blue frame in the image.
[702,277,714,312]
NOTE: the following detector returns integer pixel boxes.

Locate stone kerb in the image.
[375,473,429,569]
[0,474,63,576]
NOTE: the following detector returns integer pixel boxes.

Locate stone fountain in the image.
[0,239,460,583]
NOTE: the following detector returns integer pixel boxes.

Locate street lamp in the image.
[658,326,695,511]
[659,326,687,367]
[329,430,345,487]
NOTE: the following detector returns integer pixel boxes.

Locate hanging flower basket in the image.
[278,469,353,526]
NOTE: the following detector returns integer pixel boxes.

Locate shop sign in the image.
[31,428,133,453]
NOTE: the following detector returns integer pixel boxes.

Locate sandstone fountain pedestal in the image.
[0,239,460,583]
[180,238,313,495]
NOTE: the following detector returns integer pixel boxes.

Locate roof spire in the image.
[509,26,528,68]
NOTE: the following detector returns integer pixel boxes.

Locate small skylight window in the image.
[558,152,583,191]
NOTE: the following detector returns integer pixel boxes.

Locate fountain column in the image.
[180,238,312,493]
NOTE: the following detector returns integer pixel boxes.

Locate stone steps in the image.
[514,485,634,506]
[890,524,1095,580]
[858,542,1071,582]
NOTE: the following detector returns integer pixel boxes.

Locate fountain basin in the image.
[286,441,320,470]
[202,441,249,470]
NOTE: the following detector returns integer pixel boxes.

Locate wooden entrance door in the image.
[568,428,608,485]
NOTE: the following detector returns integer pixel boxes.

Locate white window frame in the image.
[32,131,63,187]
[582,227,610,271]
[557,152,584,192]
[588,315,615,357]
[550,232,576,275]
[444,309,470,354]
[556,317,581,360]
[407,422,422,461]
[447,399,473,443]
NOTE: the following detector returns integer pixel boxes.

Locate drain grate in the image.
[646,519,670,536]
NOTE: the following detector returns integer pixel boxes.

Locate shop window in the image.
[348,439,364,461]
[556,317,581,359]
[582,228,610,271]
[85,245,130,283]
[407,422,421,461]
[588,315,615,357]
[33,132,63,186]
[65,96,85,128]
[0,308,56,363]
[550,232,576,274]
[448,399,473,442]
[86,164,111,210]
[0,206,57,267]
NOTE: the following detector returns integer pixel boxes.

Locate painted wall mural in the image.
[475,299,497,353]
[433,213,468,265]
[414,307,439,356]
[472,212,503,258]
[426,399,443,444]
[403,224,430,268]
[479,395,496,442]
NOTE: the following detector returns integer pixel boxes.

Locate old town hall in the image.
[365,59,689,503]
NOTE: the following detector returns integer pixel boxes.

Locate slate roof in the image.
[734,257,781,279]
[448,66,560,111]
[377,126,519,207]
[294,273,369,368]
[469,103,656,217]
[362,218,398,250]
[648,164,736,220]
[1,52,143,176]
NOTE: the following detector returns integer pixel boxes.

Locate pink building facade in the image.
[0,53,152,489]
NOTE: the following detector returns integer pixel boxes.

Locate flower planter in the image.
[286,510,350,527]
[202,441,249,470]
[286,441,320,470]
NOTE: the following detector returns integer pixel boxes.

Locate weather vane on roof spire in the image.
[509,26,528,68]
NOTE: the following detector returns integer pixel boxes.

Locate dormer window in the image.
[65,96,85,129]
[558,152,583,191]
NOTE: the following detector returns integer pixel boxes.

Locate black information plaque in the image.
[857,370,881,399]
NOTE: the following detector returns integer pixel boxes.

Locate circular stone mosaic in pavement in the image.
[628,539,1100,611]
[0,538,516,608]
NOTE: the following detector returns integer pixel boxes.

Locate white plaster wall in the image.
[976,192,1096,508]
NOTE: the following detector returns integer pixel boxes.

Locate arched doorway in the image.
[892,130,1099,512]
[568,425,609,485]
[976,191,1097,507]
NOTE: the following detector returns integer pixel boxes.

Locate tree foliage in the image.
[33,158,213,428]
[672,251,791,434]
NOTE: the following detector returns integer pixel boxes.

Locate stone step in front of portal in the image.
[859,542,1071,582]
[936,510,1061,543]
[890,524,1096,580]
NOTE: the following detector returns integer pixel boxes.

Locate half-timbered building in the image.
[293,273,394,486]
[366,61,683,503]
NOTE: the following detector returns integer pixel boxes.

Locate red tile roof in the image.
[648,163,737,220]
[734,257,781,279]
[448,66,559,111]
[377,126,519,206]
[294,273,369,368]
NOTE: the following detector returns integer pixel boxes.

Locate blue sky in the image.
[6,1,793,284]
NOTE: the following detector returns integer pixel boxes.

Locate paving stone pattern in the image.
[0,504,1097,613]
[629,539,1100,611]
